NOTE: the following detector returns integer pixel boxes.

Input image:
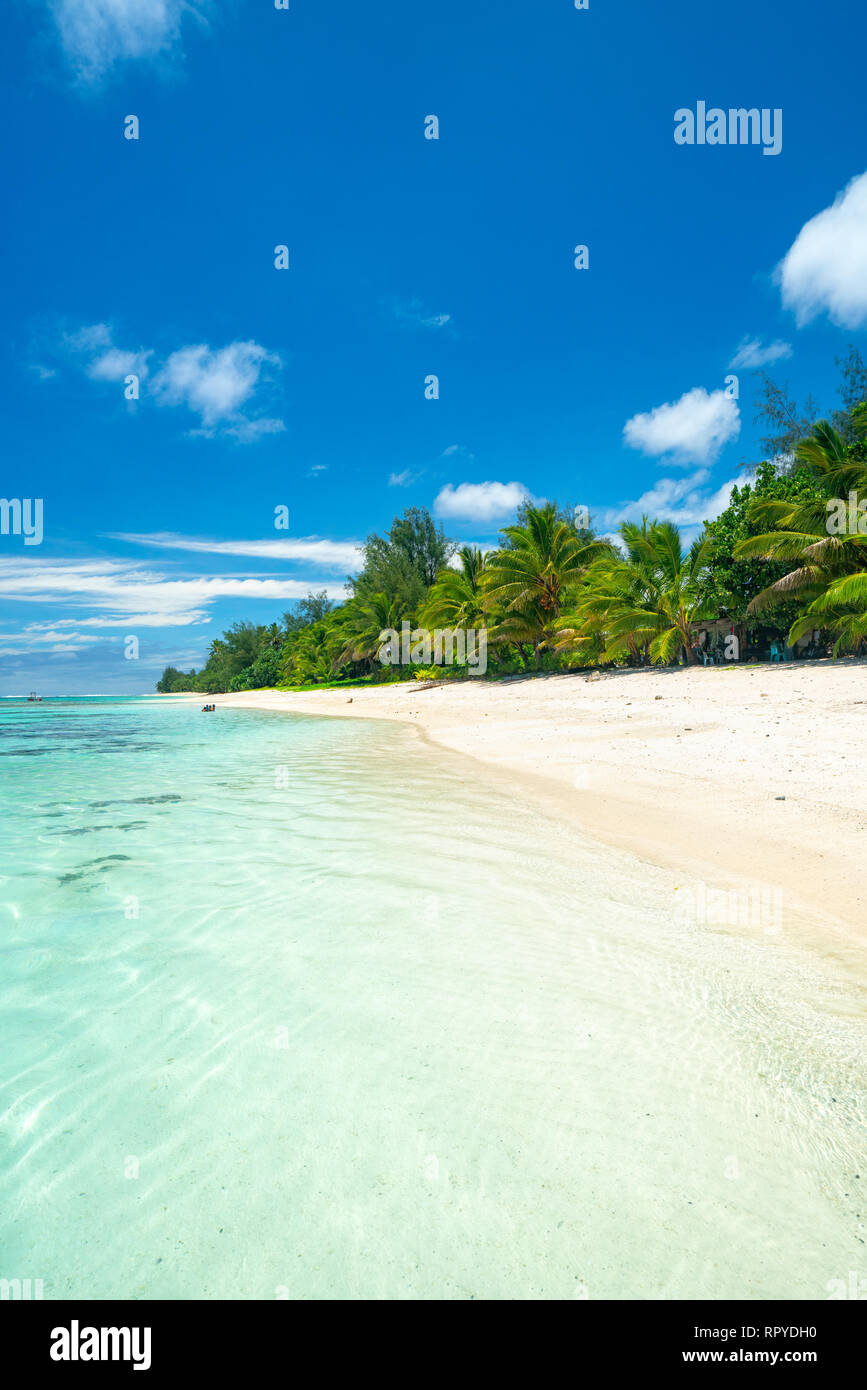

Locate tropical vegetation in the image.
[157,354,867,693]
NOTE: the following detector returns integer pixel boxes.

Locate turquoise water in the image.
[0,696,864,1299]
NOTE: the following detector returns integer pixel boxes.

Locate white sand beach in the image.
[216,659,867,973]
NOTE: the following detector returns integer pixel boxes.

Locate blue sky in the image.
[2,0,866,692]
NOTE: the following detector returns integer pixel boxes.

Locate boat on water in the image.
[27,692,42,702]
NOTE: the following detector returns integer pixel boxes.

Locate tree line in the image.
[158,357,867,693]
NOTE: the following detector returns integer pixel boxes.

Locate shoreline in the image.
[6,690,863,1299]
[210,660,867,983]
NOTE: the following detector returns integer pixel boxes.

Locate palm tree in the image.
[484,504,607,664]
[558,519,713,666]
[283,621,338,684]
[336,591,406,669]
[558,521,659,665]
[733,419,867,652]
[788,582,867,655]
[419,546,489,630]
[650,529,715,663]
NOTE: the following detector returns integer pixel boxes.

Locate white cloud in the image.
[61,326,283,440]
[67,322,112,351]
[47,0,208,81]
[220,415,284,443]
[89,346,152,382]
[0,625,103,653]
[65,320,152,380]
[777,171,867,328]
[388,468,423,487]
[623,387,740,466]
[599,469,743,530]
[108,533,363,570]
[0,556,347,630]
[433,480,537,523]
[0,644,90,657]
[728,336,792,370]
[390,298,452,331]
[152,341,282,434]
[26,615,193,631]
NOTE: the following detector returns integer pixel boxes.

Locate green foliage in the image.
[558,519,714,666]
[703,460,830,637]
[484,502,610,663]
[836,347,867,432]
[293,591,335,626]
[155,594,346,694]
[157,395,867,695]
[155,666,197,693]
[419,546,489,631]
[410,666,445,682]
[350,506,451,619]
[751,343,867,456]
[733,416,867,654]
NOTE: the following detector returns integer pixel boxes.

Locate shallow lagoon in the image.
[0,698,863,1299]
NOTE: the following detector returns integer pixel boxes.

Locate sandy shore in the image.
[212,660,867,974]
